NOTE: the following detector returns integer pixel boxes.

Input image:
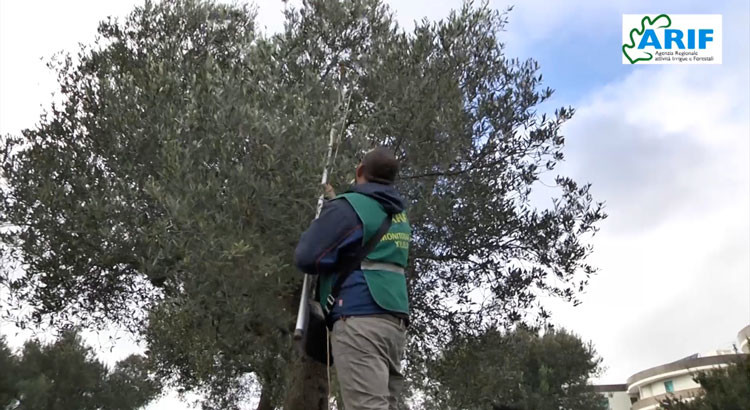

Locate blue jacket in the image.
[294,182,406,320]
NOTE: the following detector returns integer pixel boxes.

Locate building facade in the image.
[625,353,745,410]
[594,324,749,410]
[594,384,631,410]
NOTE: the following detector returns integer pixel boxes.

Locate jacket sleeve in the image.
[294,198,362,275]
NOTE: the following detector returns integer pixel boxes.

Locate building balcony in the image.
[630,387,703,410]
[626,353,748,410]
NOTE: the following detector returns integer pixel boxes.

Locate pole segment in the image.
[293,75,351,339]
[293,116,340,339]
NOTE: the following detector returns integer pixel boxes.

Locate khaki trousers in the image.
[331,316,407,410]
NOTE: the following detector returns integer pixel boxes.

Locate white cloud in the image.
[496,0,743,56]
[0,0,139,136]
[548,54,749,382]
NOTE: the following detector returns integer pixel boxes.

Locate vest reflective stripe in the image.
[361,260,405,274]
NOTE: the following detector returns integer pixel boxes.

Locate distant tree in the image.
[0,336,17,406]
[0,330,161,410]
[660,354,750,410]
[423,326,603,410]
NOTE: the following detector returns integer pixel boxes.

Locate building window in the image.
[664,380,675,393]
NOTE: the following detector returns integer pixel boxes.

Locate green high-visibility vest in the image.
[319,192,411,314]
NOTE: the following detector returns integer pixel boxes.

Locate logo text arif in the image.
[622,14,722,65]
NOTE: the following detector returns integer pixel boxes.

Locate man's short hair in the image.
[361,147,399,185]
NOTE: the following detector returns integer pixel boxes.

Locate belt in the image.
[366,313,409,328]
[360,261,405,274]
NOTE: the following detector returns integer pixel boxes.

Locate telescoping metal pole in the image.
[293,123,338,339]
[293,64,354,339]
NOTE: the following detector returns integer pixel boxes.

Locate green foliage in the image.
[423,327,603,410]
[0,0,606,406]
[661,354,750,410]
[0,337,17,406]
[0,330,160,410]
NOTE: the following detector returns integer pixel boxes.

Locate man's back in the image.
[294,181,410,320]
[294,146,411,410]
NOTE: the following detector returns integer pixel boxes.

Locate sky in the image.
[1,0,749,408]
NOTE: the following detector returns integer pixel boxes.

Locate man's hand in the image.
[324,183,336,200]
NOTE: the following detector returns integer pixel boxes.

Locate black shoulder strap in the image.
[324,214,392,314]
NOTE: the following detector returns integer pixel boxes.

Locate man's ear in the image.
[355,164,364,180]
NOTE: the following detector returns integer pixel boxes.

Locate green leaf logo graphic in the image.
[622,14,672,64]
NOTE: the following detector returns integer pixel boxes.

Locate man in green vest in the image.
[295,147,411,410]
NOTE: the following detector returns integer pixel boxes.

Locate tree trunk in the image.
[283,345,329,410]
[257,383,274,410]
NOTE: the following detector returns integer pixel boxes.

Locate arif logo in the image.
[622,14,722,65]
